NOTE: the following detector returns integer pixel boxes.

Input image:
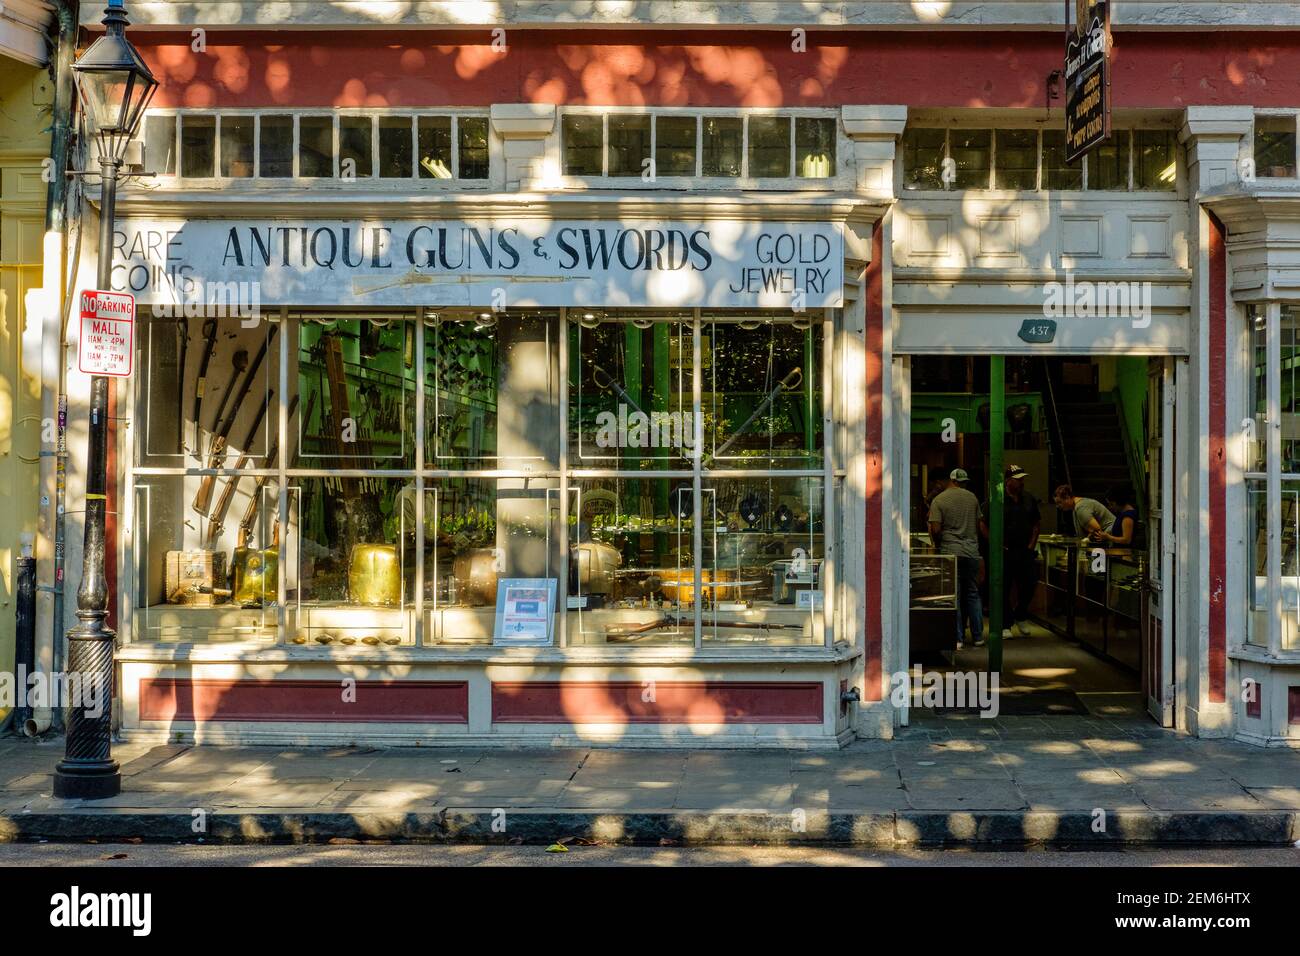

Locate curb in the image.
[2,809,1296,847]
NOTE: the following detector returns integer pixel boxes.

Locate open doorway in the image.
[904,354,1173,725]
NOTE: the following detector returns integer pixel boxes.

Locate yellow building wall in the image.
[0,57,53,721]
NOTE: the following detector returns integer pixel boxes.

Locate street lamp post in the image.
[53,0,157,800]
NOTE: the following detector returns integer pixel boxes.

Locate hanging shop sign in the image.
[77,289,135,376]
[111,218,845,310]
[1064,0,1111,164]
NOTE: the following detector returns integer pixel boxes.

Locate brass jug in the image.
[349,544,401,606]
[231,547,278,607]
[451,548,498,606]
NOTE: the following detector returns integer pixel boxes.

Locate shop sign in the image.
[77,289,135,376]
[1064,0,1111,164]
[112,218,845,310]
[494,578,557,646]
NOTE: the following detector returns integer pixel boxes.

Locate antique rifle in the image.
[189,319,218,461]
[203,390,281,548]
[192,325,278,516]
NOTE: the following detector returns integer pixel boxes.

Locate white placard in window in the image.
[494,578,557,646]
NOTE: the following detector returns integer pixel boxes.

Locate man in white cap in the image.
[929,468,984,648]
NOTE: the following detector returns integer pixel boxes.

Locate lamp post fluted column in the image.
[54,155,123,800]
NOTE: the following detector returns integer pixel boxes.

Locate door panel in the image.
[1144,358,1175,726]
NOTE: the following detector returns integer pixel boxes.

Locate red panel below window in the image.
[1289,687,1300,725]
[139,678,469,723]
[491,680,823,724]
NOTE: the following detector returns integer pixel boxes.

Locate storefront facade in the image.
[45,2,1300,747]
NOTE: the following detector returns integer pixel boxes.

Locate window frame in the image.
[140,108,494,187]
[555,106,845,190]
[899,123,1181,194]
[1252,110,1300,181]
[122,307,847,655]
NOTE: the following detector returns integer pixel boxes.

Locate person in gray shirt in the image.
[1052,485,1118,540]
[929,468,984,648]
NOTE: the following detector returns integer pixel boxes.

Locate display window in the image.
[126,307,843,651]
[1245,303,1300,652]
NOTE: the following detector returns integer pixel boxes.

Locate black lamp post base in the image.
[53,763,121,800]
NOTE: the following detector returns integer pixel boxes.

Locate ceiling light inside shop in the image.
[1158,161,1176,183]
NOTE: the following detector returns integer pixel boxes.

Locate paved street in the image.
[3,719,1299,845]
[1,842,1296,866]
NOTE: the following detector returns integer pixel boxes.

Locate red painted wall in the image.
[134,30,1300,110]
[491,680,823,724]
[1207,212,1227,706]
[139,678,471,722]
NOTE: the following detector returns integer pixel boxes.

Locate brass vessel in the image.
[231,547,278,607]
[348,544,402,606]
[452,548,498,606]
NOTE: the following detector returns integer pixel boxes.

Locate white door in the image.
[1144,358,1175,726]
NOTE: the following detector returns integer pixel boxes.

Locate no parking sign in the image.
[77,289,135,376]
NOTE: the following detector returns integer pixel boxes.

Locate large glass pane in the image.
[1088,129,1130,190]
[427,310,560,469]
[417,116,452,179]
[1247,477,1268,646]
[702,116,742,177]
[704,313,824,470]
[562,114,603,176]
[795,117,836,178]
[259,114,293,177]
[458,116,489,179]
[298,115,334,178]
[287,475,414,646]
[180,114,215,178]
[565,479,693,646]
[902,127,945,190]
[994,128,1037,189]
[701,476,824,645]
[132,477,276,641]
[219,115,253,177]
[432,477,559,645]
[295,316,415,470]
[1248,305,1267,473]
[378,116,413,178]
[1041,129,1083,189]
[568,314,692,468]
[1134,129,1177,190]
[748,115,791,177]
[950,129,991,189]
[339,115,373,178]
[145,114,176,175]
[1255,115,1297,178]
[608,114,650,177]
[136,315,278,470]
[1283,306,1300,472]
[655,115,697,177]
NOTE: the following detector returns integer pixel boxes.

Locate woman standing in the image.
[1096,484,1139,547]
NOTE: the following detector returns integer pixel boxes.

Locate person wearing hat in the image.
[928,468,985,648]
[980,464,1042,639]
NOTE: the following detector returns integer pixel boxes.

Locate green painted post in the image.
[989,356,1005,674]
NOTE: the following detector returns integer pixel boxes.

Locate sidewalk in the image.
[3,717,1299,847]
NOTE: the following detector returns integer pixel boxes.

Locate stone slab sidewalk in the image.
[3,718,1299,846]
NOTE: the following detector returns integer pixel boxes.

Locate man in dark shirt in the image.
[980,464,1041,639]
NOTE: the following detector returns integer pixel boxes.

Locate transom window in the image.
[902,126,1178,192]
[143,111,491,182]
[1253,113,1298,179]
[560,110,838,181]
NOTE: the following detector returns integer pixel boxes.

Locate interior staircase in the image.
[1055,400,1133,498]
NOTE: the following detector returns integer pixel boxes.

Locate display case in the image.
[1034,534,1143,671]
[908,534,958,657]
